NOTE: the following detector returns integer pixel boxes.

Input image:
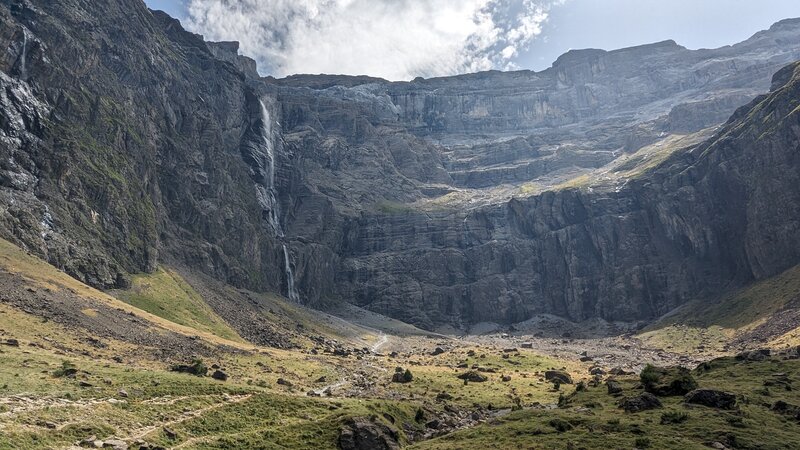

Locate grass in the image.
[0,238,252,351]
[639,264,800,353]
[114,268,242,342]
[382,347,579,409]
[411,355,800,449]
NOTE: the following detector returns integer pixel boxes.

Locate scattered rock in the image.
[430,347,446,356]
[2,339,20,347]
[118,389,128,398]
[277,378,293,387]
[501,375,512,382]
[619,393,662,412]
[684,389,737,409]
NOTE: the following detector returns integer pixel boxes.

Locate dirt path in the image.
[126,394,252,442]
[370,333,389,353]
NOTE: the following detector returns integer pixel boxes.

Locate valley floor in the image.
[1,238,799,450]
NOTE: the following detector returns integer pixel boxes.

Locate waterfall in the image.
[283,244,300,303]
[258,99,300,302]
[19,29,28,80]
[258,100,283,237]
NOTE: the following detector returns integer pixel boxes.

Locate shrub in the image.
[53,361,78,378]
[635,437,651,448]
[640,365,660,385]
[549,418,573,432]
[660,411,689,424]
[171,359,207,376]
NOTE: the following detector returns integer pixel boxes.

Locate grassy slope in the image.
[0,239,249,351]
[639,264,800,354]
[113,268,242,342]
[0,238,415,449]
[413,355,800,450]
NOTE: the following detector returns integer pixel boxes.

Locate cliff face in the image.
[325,64,800,328]
[1,0,799,330]
[268,20,800,329]
[0,0,289,292]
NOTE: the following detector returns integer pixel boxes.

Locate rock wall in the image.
[2,0,799,330]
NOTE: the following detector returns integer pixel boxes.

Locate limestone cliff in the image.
[1,0,799,330]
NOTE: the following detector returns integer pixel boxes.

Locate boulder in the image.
[684,389,737,409]
[606,380,623,395]
[735,349,771,362]
[544,370,573,384]
[338,417,400,450]
[102,439,128,450]
[458,371,488,382]
[772,400,800,421]
[211,370,229,381]
[589,366,606,376]
[436,392,453,401]
[619,393,662,412]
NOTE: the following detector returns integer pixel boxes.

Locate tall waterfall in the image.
[258,99,300,302]
[19,29,28,80]
[258,100,283,237]
[283,244,300,303]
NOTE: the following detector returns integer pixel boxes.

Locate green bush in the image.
[660,411,689,424]
[53,361,78,378]
[640,364,661,384]
[549,418,573,432]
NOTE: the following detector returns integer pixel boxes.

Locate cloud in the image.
[184,0,563,80]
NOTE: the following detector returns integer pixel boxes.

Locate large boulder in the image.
[641,365,697,396]
[619,393,662,412]
[458,371,488,382]
[545,370,573,385]
[772,401,800,421]
[606,380,624,395]
[338,417,400,450]
[684,389,737,409]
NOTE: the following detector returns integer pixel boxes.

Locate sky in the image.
[144,0,800,81]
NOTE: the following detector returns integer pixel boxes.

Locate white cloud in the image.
[184,0,563,80]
